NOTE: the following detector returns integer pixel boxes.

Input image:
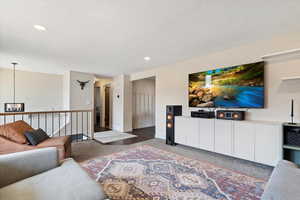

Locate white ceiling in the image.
[1,0,300,76]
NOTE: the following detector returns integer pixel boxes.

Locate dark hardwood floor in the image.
[105,126,155,145]
[94,127,111,132]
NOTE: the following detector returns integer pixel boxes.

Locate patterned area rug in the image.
[81,145,266,200]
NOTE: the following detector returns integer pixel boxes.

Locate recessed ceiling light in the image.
[144,56,151,61]
[33,24,46,31]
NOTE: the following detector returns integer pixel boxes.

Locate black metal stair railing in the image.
[0,110,93,142]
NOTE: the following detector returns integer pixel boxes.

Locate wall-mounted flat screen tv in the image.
[189,61,265,108]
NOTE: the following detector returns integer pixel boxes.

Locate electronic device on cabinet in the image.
[191,110,215,118]
[216,110,245,121]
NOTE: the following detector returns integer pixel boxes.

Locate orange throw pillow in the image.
[0,120,33,144]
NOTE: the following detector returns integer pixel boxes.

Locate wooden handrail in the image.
[0,109,93,116]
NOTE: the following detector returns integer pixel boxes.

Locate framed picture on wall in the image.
[4,103,25,112]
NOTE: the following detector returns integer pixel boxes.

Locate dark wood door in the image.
[104,86,110,128]
[94,87,101,128]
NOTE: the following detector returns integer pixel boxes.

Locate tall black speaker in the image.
[166,105,182,145]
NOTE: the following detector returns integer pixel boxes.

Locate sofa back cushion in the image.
[0,147,59,188]
[0,120,33,144]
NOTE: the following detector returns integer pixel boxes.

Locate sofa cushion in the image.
[37,136,72,160]
[37,136,71,148]
[261,160,300,200]
[0,121,33,144]
[24,129,50,145]
[0,159,106,200]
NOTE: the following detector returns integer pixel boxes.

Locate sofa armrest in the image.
[0,147,59,188]
[261,160,300,200]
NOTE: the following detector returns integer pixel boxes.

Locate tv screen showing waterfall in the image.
[189,61,265,108]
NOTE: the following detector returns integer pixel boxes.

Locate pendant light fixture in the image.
[4,62,25,112]
[12,62,17,104]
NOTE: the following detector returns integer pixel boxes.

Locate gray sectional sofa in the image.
[0,147,106,200]
[1,147,299,200]
[262,160,300,200]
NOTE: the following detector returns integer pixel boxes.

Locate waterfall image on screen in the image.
[188,61,265,108]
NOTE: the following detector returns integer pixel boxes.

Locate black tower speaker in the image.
[166,105,182,145]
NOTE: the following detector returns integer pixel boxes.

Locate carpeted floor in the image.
[72,139,273,180]
[81,145,266,200]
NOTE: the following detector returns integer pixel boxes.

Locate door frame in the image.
[104,84,112,129]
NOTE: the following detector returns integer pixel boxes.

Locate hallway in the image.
[104,126,155,145]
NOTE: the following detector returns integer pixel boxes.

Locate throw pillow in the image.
[24,128,50,145]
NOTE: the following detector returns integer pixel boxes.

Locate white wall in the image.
[132,78,155,129]
[129,32,300,139]
[0,68,64,133]
[112,74,132,132]
[63,71,71,110]
[68,71,95,110]
[124,75,133,132]
[62,71,95,136]
[0,68,99,137]
[112,75,124,131]
[0,68,63,112]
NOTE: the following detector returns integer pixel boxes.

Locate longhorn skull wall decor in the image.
[77,80,90,90]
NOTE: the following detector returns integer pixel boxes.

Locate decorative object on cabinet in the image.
[289,99,296,124]
[166,105,182,145]
[283,123,300,165]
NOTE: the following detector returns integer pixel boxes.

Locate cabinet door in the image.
[185,118,200,148]
[199,119,215,151]
[233,121,255,161]
[215,120,233,156]
[255,124,282,166]
[174,117,187,145]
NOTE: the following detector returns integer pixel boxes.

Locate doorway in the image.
[132,77,156,137]
[104,86,110,129]
[94,79,112,132]
[94,86,101,129]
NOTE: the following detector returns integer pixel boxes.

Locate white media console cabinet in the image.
[175,116,282,166]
